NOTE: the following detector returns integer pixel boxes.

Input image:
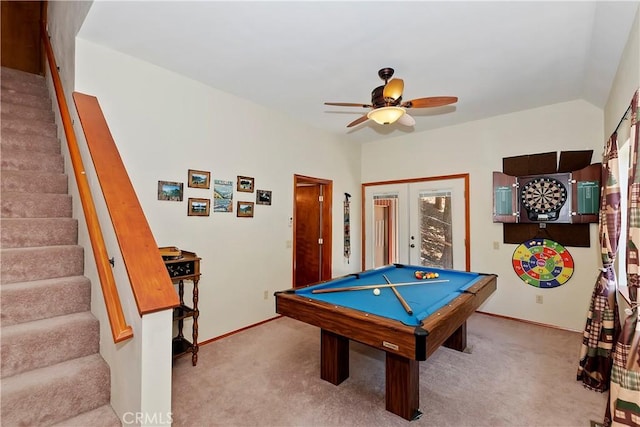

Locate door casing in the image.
[361,174,470,271]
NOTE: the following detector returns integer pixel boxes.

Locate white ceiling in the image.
[79,1,639,144]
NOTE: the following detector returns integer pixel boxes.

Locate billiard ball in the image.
[373,288,381,296]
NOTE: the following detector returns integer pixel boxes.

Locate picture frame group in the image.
[159,170,272,218]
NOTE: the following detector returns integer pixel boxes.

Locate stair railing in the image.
[40,24,132,343]
[41,24,178,343]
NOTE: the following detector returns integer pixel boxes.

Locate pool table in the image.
[274,264,497,421]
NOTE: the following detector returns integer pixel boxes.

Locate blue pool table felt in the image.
[295,265,483,326]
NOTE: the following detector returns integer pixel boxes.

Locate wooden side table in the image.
[161,248,201,366]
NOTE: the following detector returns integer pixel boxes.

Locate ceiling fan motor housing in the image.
[371,86,402,108]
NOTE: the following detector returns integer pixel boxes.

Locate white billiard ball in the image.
[373,288,381,296]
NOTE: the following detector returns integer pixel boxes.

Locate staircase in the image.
[1,67,121,426]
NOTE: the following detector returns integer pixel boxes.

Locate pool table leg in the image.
[444,321,467,352]
[320,329,349,385]
[385,352,421,421]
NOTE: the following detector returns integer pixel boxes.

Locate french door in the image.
[363,175,469,271]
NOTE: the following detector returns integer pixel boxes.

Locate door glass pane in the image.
[418,190,453,268]
[373,194,399,267]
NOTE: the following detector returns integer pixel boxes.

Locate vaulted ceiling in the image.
[79,1,639,144]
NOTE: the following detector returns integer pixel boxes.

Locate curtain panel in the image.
[577,131,622,392]
[608,90,639,427]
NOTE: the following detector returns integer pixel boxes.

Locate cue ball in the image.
[373,288,381,296]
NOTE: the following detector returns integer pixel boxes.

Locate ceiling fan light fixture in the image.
[367,106,405,125]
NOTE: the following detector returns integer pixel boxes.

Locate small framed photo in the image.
[187,198,210,216]
[188,169,211,189]
[256,189,272,205]
[237,201,254,217]
[157,181,183,201]
[237,176,254,193]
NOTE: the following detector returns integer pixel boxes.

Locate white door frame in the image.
[361,174,470,271]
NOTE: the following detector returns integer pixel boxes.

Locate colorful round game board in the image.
[520,176,568,221]
[512,238,574,288]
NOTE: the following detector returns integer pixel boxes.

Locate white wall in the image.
[362,100,603,331]
[605,5,639,137]
[74,38,362,344]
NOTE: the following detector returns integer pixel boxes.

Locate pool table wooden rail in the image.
[275,273,496,360]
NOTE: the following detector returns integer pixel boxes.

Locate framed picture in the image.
[213,179,233,212]
[157,180,183,201]
[237,176,254,193]
[188,169,211,189]
[256,189,272,205]
[237,201,254,217]
[187,198,210,216]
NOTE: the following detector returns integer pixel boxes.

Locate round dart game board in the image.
[520,176,567,221]
[512,238,574,288]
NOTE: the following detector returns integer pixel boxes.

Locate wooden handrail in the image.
[72,93,179,315]
[41,24,133,343]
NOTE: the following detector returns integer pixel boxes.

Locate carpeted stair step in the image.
[1,311,100,378]
[1,191,72,218]
[0,147,64,173]
[1,113,57,138]
[1,100,54,122]
[54,404,122,427]
[0,66,117,425]
[1,276,91,326]
[1,66,48,97]
[1,170,68,194]
[0,245,83,284]
[0,127,60,154]
[1,218,77,248]
[0,353,110,426]
[1,86,52,110]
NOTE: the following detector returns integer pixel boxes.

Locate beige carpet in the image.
[172,313,607,427]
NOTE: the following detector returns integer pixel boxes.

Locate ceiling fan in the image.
[324,67,458,128]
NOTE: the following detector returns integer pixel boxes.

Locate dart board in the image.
[520,175,568,222]
[512,238,574,288]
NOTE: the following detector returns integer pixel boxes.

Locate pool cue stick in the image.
[310,279,449,294]
[383,274,413,315]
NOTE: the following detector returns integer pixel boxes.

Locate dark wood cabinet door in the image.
[1,1,44,74]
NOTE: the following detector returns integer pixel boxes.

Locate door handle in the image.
[410,244,415,248]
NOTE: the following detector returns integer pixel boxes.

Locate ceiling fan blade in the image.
[401,96,458,109]
[325,102,372,108]
[383,78,404,101]
[397,113,415,127]
[346,114,369,128]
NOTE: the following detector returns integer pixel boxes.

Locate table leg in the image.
[385,352,421,421]
[191,279,199,366]
[444,321,467,352]
[320,329,349,385]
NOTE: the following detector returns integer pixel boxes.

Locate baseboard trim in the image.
[476,310,581,333]
[199,315,282,347]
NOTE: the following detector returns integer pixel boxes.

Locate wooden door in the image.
[293,175,332,287]
[1,1,45,74]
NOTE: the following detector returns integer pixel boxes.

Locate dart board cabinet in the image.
[493,163,600,224]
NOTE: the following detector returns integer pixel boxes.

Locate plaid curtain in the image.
[607,90,640,427]
[577,129,622,392]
